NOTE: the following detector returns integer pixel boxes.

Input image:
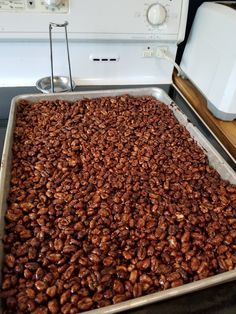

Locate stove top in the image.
[0,84,236,314]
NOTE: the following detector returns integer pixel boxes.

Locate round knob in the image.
[147,4,167,26]
[44,0,63,8]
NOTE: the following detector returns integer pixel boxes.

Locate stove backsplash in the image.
[0,41,178,87]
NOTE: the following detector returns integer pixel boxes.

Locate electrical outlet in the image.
[142,48,155,58]
[156,47,168,57]
[143,47,169,58]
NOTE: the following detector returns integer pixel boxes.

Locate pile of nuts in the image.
[1,95,236,314]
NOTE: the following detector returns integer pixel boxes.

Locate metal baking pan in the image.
[0,87,236,314]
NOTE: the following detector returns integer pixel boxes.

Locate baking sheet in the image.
[0,87,236,314]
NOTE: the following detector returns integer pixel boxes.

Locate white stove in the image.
[0,0,189,87]
[1,4,236,313]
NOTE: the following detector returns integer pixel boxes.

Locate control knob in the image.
[147,4,167,26]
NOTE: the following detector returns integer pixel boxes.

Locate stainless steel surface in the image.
[36,21,74,93]
[0,87,236,314]
[36,75,76,93]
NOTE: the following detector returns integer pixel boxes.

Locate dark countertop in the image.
[0,84,236,314]
[127,280,236,314]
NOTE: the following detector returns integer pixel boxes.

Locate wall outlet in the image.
[156,47,169,57]
[142,47,155,58]
[143,46,169,58]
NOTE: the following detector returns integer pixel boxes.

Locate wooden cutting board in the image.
[172,72,236,160]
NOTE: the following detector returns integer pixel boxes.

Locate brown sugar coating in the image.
[1,95,236,313]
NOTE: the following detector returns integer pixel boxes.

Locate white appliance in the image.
[0,0,189,87]
[180,1,236,121]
